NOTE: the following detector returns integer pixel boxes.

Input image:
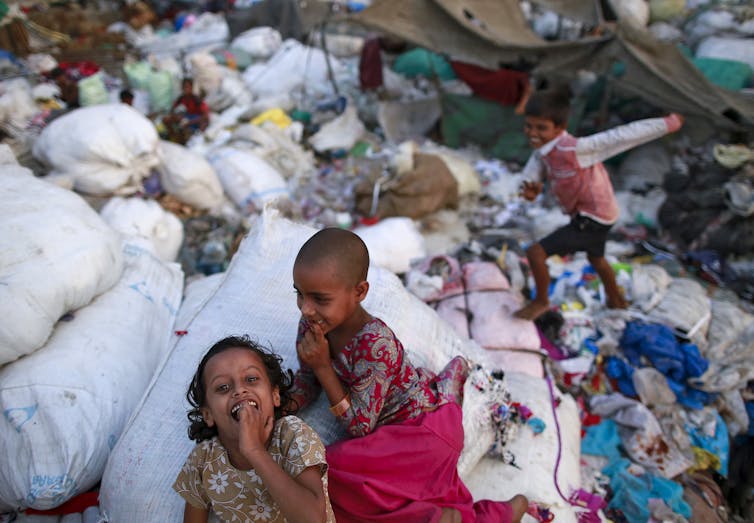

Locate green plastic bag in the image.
[77,73,109,107]
[393,48,456,81]
[147,70,174,113]
[124,61,152,90]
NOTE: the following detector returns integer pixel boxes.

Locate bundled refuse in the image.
[1,0,753,522]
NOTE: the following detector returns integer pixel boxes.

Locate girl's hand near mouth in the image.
[237,399,273,458]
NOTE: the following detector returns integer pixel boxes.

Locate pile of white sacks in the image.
[0,165,184,512]
[0,171,584,521]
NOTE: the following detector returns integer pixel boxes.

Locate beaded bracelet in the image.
[329,394,351,417]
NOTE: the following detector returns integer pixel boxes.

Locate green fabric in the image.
[0,1,9,22]
[393,48,456,81]
[692,57,752,91]
[440,92,530,164]
[677,44,750,91]
[290,109,311,124]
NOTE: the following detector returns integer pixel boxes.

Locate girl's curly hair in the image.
[185,335,294,442]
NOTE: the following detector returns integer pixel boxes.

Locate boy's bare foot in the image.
[439,507,462,523]
[508,494,529,523]
[513,300,550,320]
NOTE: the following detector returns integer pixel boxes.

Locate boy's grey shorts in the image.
[539,215,613,258]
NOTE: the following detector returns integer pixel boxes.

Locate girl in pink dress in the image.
[287,227,528,523]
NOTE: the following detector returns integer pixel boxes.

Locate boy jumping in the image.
[514,88,683,320]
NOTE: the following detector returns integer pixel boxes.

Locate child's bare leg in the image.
[588,255,627,309]
[439,507,462,523]
[514,243,550,320]
[508,494,529,523]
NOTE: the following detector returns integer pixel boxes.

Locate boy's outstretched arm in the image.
[574,113,684,167]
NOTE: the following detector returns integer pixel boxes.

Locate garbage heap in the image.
[0,0,753,522]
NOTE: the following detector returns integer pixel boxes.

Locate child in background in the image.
[119,89,134,106]
[163,77,210,144]
[174,335,335,523]
[514,88,684,320]
[288,228,528,523]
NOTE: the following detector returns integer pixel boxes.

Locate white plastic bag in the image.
[353,218,427,274]
[308,105,366,152]
[207,146,289,211]
[0,240,182,511]
[32,104,160,195]
[230,26,282,59]
[0,167,123,365]
[242,39,342,99]
[157,140,224,210]
[100,197,185,262]
[230,123,315,179]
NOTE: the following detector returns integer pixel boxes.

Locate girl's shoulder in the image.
[185,436,224,466]
[361,316,399,340]
[276,415,322,442]
[273,416,326,456]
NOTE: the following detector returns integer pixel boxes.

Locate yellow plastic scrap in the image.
[251,108,292,129]
[689,446,721,473]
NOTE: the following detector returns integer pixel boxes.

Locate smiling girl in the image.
[173,336,335,523]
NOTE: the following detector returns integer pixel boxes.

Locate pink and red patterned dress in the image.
[291,317,515,523]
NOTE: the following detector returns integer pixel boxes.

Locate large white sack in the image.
[242,39,343,98]
[0,240,183,511]
[157,140,224,210]
[463,371,581,523]
[32,104,160,195]
[100,197,184,262]
[230,26,282,58]
[100,209,504,522]
[207,146,289,211]
[204,70,254,112]
[0,168,123,365]
[231,123,315,179]
[188,51,223,97]
[353,217,427,274]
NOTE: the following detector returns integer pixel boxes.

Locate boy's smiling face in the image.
[524,115,566,149]
[293,258,367,338]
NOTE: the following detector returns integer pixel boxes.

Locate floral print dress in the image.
[173,416,335,522]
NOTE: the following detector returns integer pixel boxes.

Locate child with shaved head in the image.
[288,228,528,523]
